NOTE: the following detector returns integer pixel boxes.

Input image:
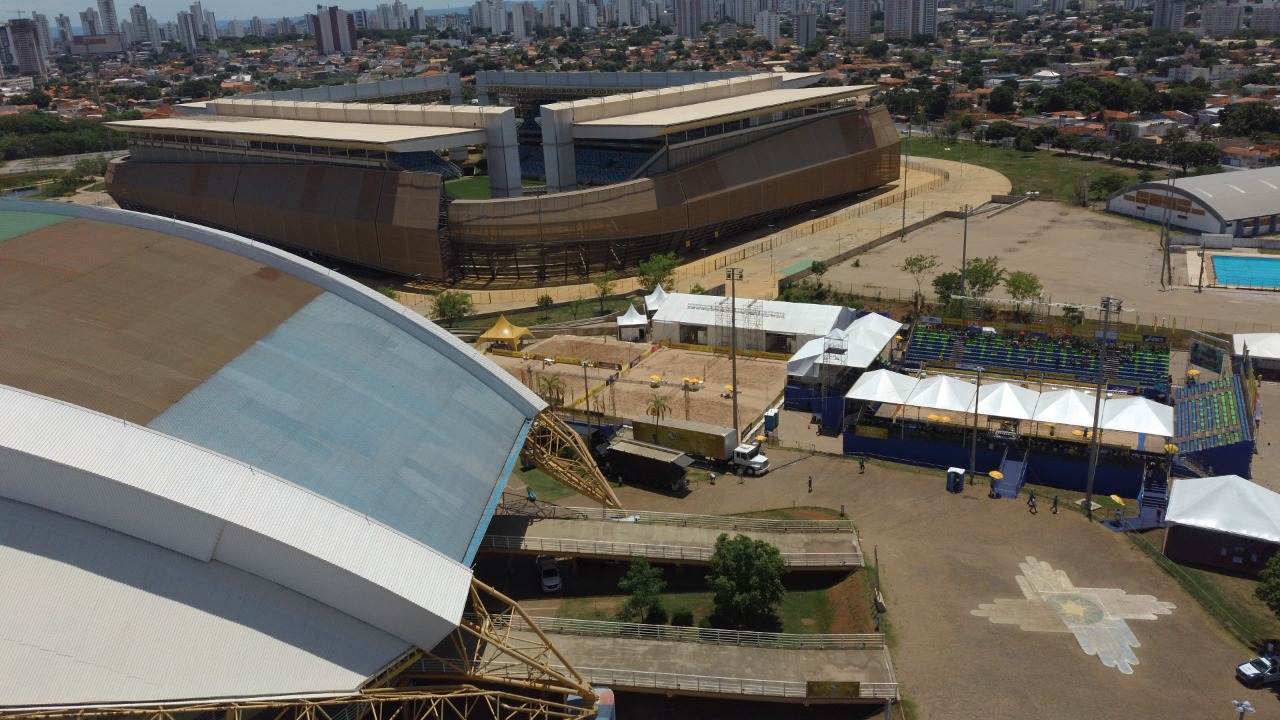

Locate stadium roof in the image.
[106,115,485,152]
[573,86,874,139]
[1130,166,1280,223]
[0,200,544,707]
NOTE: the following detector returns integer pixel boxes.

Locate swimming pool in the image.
[1212,255,1280,290]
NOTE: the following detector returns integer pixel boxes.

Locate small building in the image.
[1163,475,1280,577]
[1105,167,1280,237]
[650,293,855,355]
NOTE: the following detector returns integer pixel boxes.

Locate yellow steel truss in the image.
[520,411,620,509]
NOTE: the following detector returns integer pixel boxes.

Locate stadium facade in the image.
[0,200,605,716]
[104,72,901,284]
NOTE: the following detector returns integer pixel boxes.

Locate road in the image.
[0,151,128,176]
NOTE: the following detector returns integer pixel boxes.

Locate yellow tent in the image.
[475,315,535,350]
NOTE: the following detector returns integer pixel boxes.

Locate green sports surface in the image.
[0,211,69,243]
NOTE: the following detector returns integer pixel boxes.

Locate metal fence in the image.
[573,667,899,701]
[519,616,885,649]
[480,535,863,567]
[501,503,856,535]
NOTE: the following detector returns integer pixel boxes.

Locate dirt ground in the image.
[544,445,1266,720]
[823,203,1280,335]
[523,335,650,368]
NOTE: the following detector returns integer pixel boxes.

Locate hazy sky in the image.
[4,0,472,27]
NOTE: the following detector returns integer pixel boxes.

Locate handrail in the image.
[479,535,863,567]
[519,616,885,649]
[496,498,856,534]
[573,667,899,701]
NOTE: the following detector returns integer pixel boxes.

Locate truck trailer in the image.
[605,439,693,492]
[630,418,769,476]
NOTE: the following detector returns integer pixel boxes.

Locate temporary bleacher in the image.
[1171,376,1252,453]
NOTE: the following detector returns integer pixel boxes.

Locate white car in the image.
[1237,655,1280,686]
[537,555,562,593]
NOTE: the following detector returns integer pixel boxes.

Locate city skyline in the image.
[0,0,475,31]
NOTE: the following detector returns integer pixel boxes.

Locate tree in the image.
[810,260,828,280]
[1015,133,1037,154]
[536,293,554,319]
[537,374,566,406]
[988,85,1017,114]
[430,290,473,327]
[1168,141,1220,172]
[646,393,670,423]
[899,254,940,309]
[1220,102,1280,139]
[1257,554,1280,619]
[1004,270,1043,319]
[637,252,680,292]
[965,256,1007,298]
[706,533,786,630]
[591,270,618,312]
[932,270,963,306]
[617,558,666,622]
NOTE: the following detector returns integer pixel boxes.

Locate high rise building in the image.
[1152,0,1185,31]
[312,6,356,54]
[912,0,936,37]
[248,16,266,35]
[97,0,120,33]
[843,0,870,41]
[55,14,74,52]
[176,10,198,50]
[129,4,150,42]
[393,0,410,28]
[676,0,702,37]
[31,12,54,59]
[8,19,48,76]
[80,7,102,35]
[227,18,244,37]
[616,0,635,26]
[795,10,817,46]
[189,2,206,38]
[755,10,779,43]
[203,10,217,39]
[1012,0,1032,15]
[1199,1,1241,36]
[1254,1,1280,32]
[883,0,910,37]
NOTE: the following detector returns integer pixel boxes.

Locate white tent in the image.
[616,304,649,342]
[1166,475,1280,543]
[644,284,668,315]
[846,369,919,405]
[1033,388,1097,427]
[844,313,903,367]
[1234,332,1280,360]
[787,333,838,379]
[905,375,977,414]
[974,382,1040,420]
[1100,396,1175,436]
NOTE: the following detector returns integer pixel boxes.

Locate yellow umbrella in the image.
[939,416,951,423]
[1164,443,1180,454]
[650,375,662,382]
[1187,369,1201,376]
[1072,429,1086,437]
[989,470,1004,480]
[927,413,940,421]
[755,435,768,442]
[725,385,735,391]
[1110,494,1125,506]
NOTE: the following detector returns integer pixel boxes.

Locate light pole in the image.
[727,267,743,440]
[1198,242,1206,293]
[901,121,911,237]
[581,360,593,438]
[969,366,983,485]
[1085,296,1122,522]
[960,204,972,319]
[1232,700,1255,720]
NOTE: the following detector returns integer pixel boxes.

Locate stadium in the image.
[103,72,901,284]
[0,200,618,720]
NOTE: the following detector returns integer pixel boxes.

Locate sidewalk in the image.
[402,157,1010,316]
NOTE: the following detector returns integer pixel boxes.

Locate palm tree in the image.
[538,374,566,406]
[646,393,670,425]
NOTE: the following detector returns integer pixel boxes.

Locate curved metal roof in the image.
[1122,166,1280,223]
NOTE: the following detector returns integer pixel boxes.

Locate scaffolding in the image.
[711,297,765,352]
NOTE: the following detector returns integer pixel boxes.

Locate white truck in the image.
[1237,655,1280,686]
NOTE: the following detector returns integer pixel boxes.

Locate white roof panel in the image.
[617,304,648,327]
[1100,396,1175,436]
[975,382,1040,421]
[574,86,873,136]
[106,115,484,151]
[1166,475,1280,544]
[845,369,919,404]
[904,375,977,413]
[1033,388,1098,426]
[1234,332,1280,360]
[652,293,854,339]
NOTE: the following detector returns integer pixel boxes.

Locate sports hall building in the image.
[0,200,613,720]
[104,72,901,284]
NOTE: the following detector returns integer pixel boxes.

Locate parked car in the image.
[538,555,562,593]
[1237,655,1280,686]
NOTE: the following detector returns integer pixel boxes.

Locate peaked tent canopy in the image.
[846,369,919,405]
[644,284,668,314]
[975,382,1040,420]
[1101,396,1175,436]
[905,375,977,414]
[1234,332,1280,360]
[1033,388,1097,426]
[844,313,903,368]
[617,304,648,327]
[1165,475,1280,543]
[476,315,535,350]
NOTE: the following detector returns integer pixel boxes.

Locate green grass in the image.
[457,298,640,328]
[0,170,63,193]
[514,467,575,503]
[83,181,106,192]
[445,176,543,200]
[777,588,833,633]
[903,135,1169,203]
[730,506,847,521]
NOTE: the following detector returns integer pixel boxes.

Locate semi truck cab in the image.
[732,444,770,476]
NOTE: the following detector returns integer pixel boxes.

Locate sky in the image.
[2,0,472,28]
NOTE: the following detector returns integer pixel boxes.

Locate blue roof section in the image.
[150,292,528,563]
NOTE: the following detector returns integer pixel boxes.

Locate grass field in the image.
[445,176,543,200]
[903,135,1169,203]
[513,467,576,503]
[0,170,63,193]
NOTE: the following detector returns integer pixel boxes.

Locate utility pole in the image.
[969,366,983,485]
[960,204,972,319]
[1197,241,1206,293]
[900,118,911,238]
[1085,296,1122,522]
[727,267,743,440]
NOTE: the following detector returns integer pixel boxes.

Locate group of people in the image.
[1022,489,1059,515]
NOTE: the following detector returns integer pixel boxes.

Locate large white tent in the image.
[786,314,902,378]
[1033,388,1097,426]
[905,375,977,414]
[846,368,919,405]
[644,284,668,315]
[1166,475,1280,543]
[1100,396,1175,436]
[651,293,856,352]
[974,382,1040,420]
[1233,332,1280,360]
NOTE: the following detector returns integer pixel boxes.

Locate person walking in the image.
[1027,489,1036,507]
[859,456,866,474]
[1029,495,1038,514]
[1052,495,1059,515]
[808,476,813,493]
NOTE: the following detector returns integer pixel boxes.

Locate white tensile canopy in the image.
[644,284,668,314]
[845,369,919,405]
[974,382,1040,420]
[905,375,977,414]
[1033,388,1097,426]
[1100,395,1175,436]
[616,304,648,327]
[787,314,903,378]
[1234,332,1280,360]
[1166,475,1280,543]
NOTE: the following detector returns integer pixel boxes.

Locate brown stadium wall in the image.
[108,162,445,278]
[447,106,900,283]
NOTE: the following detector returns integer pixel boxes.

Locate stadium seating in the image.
[392,151,463,179]
[1171,376,1251,451]
[575,148,652,185]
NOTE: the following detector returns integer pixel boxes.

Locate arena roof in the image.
[1136,166,1280,222]
[573,86,874,139]
[0,199,544,706]
[106,115,485,152]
